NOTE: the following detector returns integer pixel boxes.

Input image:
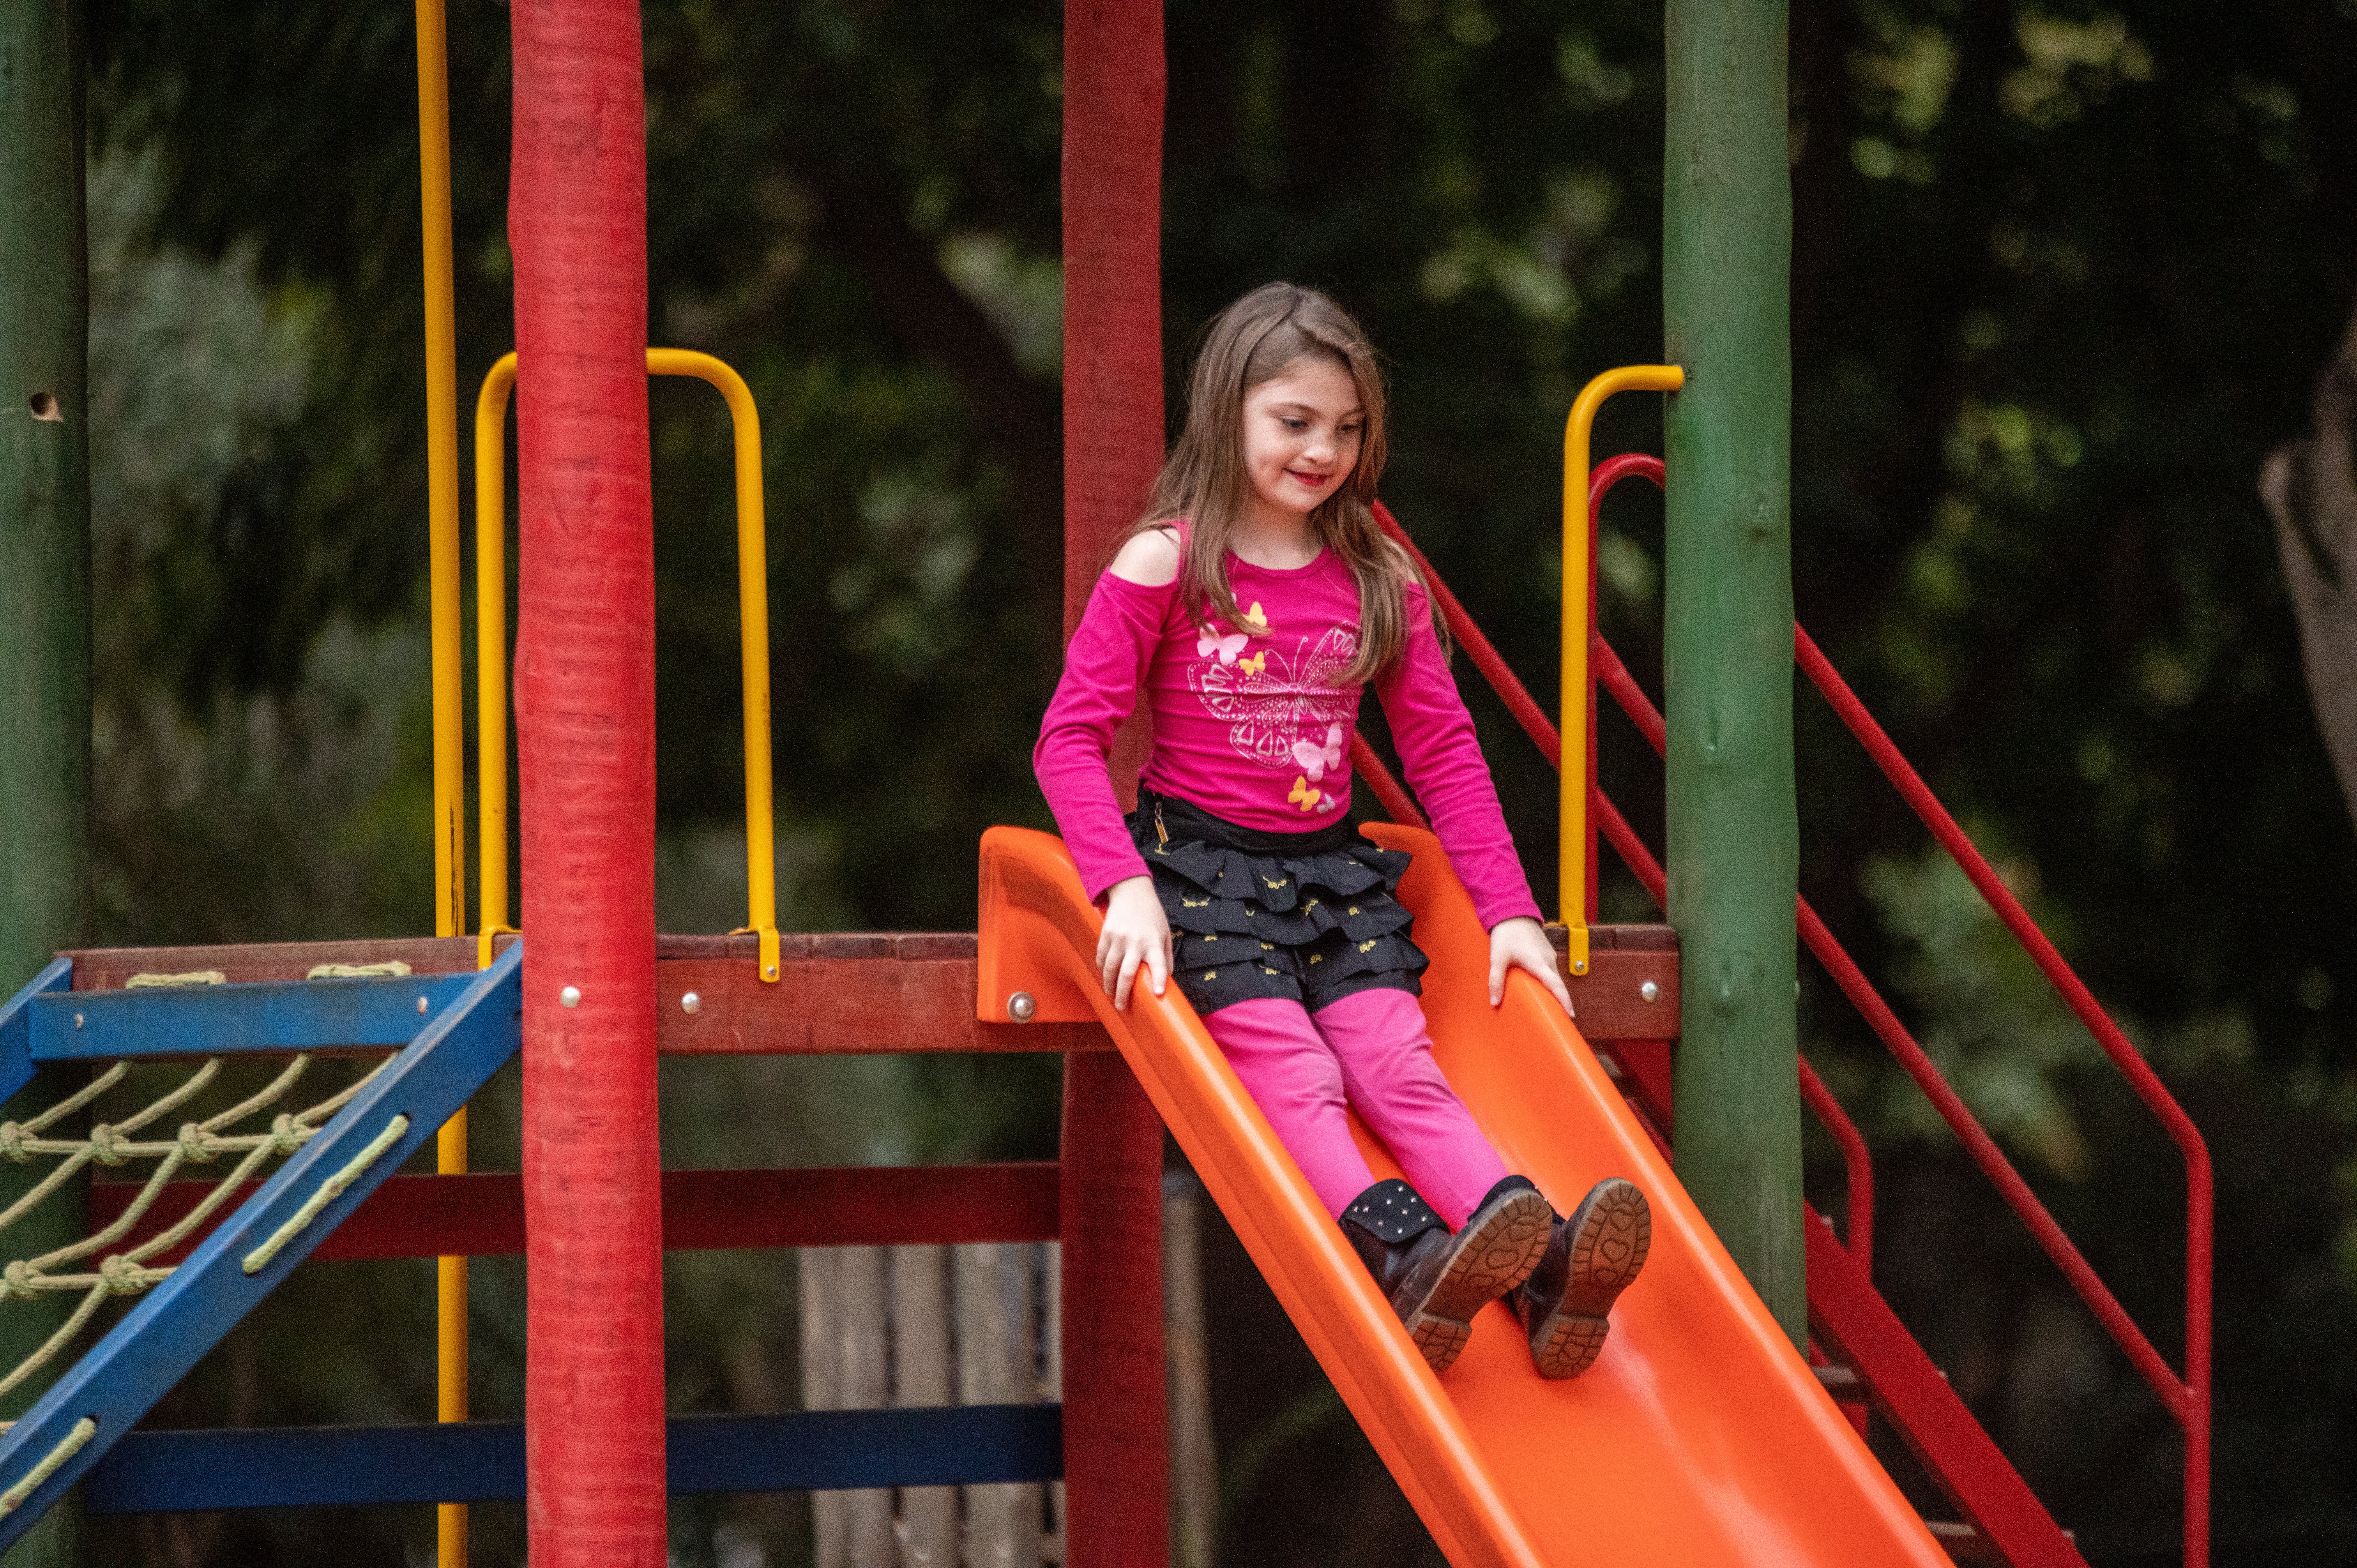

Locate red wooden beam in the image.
[653,936,1107,1055]
[1060,0,1172,1560]
[1544,923,1680,1043]
[61,935,1111,1056]
[87,1164,1062,1265]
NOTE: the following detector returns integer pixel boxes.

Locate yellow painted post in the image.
[433,1100,467,1563]
[412,0,468,1559]
[419,0,464,943]
[474,351,778,980]
[1560,365,1684,970]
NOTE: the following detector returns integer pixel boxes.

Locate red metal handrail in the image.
[1578,459,2207,1560]
[1368,500,1874,1273]
[1587,770,1876,1276]
[1794,624,2212,1556]
[1372,471,2211,1566]
[1604,619,2197,1399]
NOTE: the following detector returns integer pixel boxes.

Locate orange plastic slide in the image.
[980,823,1949,1568]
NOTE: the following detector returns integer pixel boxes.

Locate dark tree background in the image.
[35,0,2357,1563]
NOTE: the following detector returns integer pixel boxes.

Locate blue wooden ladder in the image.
[0,946,525,1548]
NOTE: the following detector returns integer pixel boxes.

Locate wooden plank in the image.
[81,1407,1067,1513]
[959,1243,1044,1568]
[657,932,981,962]
[654,952,1106,1056]
[1548,923,1681,1042]
[804,1251,848,1568]
[32,974,481,1061]
[61,934,1111,1056]
[64,937,482,990]
[1164,1176,1217,1568]
[1592,923,1678,951]
[87,1164,1063,1263]
[805,1245,911,1568]
[892,1245,959,1566]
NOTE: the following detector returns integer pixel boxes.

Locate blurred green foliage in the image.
[23,0,2357,1562]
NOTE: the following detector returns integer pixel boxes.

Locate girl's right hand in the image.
[1097,875,1173,1009]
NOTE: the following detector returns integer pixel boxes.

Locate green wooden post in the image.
[1661,0,1805,1349]
[0,1,93,1559]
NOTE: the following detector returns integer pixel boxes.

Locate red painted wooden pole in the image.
[508,1,666,1562]
[1060,1,1170,1561]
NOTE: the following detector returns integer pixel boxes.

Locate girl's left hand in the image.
[1487,916,1574,1015]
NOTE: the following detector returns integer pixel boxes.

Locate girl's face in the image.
[1238,355,1364,530]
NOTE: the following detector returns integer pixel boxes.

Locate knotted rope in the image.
[0,1052,390,1406]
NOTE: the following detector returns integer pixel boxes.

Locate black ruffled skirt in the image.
[1129,788,1428,1016]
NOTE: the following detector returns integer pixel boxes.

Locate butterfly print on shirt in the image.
[1291,722,1344,782]
[1192,625,1357,812]
[1196,625,1249,665]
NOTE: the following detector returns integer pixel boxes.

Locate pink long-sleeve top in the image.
[1034,542,1545,931]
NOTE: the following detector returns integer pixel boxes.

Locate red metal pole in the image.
[509,1,666,1561]
[1605,623,2196,1421]
[1585,489,1601,924]
[1585,456,1664,924]
[1377,493,1880,1273]
[1060,2,1170,1562]
[1793,628,2209,1564]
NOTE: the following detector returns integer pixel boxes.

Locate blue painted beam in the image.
[27,971,484,1063]
[0,945,524,1551]
[0,959,73,1105]
[82,1405,1066,1512]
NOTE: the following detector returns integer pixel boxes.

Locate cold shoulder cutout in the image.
[1108,524,1183,587]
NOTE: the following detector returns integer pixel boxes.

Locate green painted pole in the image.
[1661,0,1804,1349]
[0,1,93,1560]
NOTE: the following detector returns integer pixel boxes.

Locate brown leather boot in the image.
[1509,1177,1651,1379]
[1342,1176,1553,1375]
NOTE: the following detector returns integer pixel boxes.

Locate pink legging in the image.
[1205,988,1511,1228]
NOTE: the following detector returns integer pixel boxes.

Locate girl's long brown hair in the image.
[1120,282,1437,685]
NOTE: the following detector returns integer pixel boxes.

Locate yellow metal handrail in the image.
[472,349,783,983]
[1560,364,1684,975]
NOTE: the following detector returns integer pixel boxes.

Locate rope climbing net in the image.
[0,1051,388,1417]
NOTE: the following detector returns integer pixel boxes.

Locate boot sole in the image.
[1399,1190,1553,1376]
[1527,1179,1651,1379]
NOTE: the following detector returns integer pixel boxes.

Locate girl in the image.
[1035,283,1649,1378]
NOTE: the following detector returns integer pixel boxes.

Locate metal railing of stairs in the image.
[1350,465,2210,1568]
